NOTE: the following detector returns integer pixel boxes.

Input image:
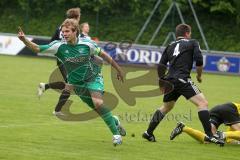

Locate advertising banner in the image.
[0,33,239,75]
[98,42,240,75]
[0,35,32,55]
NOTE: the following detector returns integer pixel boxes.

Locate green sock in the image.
[96,105,119,135]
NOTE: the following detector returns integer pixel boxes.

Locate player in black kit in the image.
[142,24,224,146]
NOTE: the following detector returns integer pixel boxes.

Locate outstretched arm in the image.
[18,26,40,53]
[99,51,124,82]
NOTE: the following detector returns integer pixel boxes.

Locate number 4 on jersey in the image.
[173,43,180,56]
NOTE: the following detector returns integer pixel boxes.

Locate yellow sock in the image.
[224,131,240,141]
[183,126,206,143]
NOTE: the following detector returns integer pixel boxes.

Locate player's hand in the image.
[18,26,26,41]
[196,75,202,83]
[158,79,174,95]
[117,70,124,83]
[159,79,165,94]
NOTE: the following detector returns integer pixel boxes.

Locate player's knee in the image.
[93,99,104,109]
[160,106,172,114]
[198,100,208,109]
[64,84,73,92]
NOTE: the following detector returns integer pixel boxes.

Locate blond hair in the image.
[61,18,80,36]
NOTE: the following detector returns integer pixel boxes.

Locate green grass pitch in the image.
[0,55,239,160]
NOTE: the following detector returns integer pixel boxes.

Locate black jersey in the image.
[160,38,203,79]
[50,26,66,80]
[50,27,63,42]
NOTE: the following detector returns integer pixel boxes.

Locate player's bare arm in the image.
[18,26,40,53]
[99,51,124,82]
[193,40,203,83]
[196,66,203,83]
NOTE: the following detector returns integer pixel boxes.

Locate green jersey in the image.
[39,38,102,85]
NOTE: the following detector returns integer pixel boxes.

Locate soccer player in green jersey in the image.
[18,18,125,146]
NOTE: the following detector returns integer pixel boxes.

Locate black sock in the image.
[198,110,213,137]
[55,90,70,112]
[147,110,165,135]
[45,84,50,90]
[48,82,65,90]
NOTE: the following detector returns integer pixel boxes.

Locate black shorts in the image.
[57,60,67,82]
[210,103,240,128]
[163,78,201,102]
